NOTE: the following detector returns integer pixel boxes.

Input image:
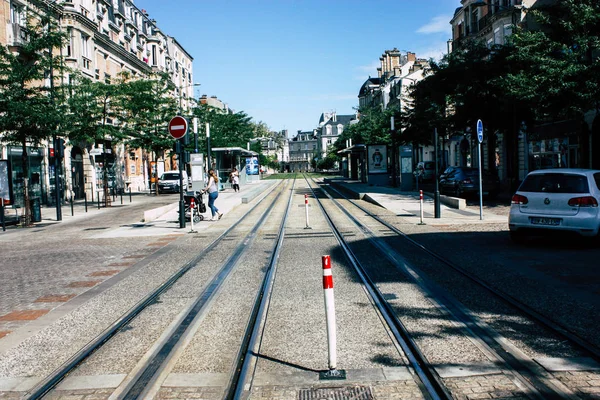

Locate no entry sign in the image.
[168,116,188,139]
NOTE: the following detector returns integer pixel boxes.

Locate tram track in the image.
[308,175,599,400]
[23,179,289,400]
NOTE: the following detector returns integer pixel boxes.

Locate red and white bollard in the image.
[189,197,197,233]
[320,256,345,380]
[304,194,311,229]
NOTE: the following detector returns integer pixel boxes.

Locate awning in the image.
[211,147,258,156]
[337,144,366,155]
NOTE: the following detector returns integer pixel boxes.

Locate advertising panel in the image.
[367,145,387,174]
[0,160,13,205]
[245,156,259,175]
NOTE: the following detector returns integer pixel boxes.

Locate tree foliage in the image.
[0,13,67,147]
[118,72,178,157]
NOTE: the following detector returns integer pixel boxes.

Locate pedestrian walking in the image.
[230,168,240,192]
[203,169,223,221]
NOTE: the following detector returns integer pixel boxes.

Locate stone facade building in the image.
[0,0,194,207]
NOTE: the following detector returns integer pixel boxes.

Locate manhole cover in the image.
[298,386,373,400]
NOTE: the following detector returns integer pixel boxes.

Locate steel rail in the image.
[325,180,600,362]
[23,181,283,400]
[121,180,289,399]
[304,175,453,400]
[226,177,297,399]
[318,179,586,399]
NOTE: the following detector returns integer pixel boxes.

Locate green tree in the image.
[507,0,600,121]
[118,72,178,184]
[65,73,128,200]
[0,12,67,221]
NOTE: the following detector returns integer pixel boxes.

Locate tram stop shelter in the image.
[211,147,259,190]
[337,144,367,183]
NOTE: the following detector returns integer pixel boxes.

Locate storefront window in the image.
[528,137,574,170]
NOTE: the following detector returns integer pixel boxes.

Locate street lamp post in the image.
[178,82,201,115]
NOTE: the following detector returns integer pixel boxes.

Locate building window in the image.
[494,27,501,45]
[503,24,512,39]
[130,164,136,174]
[81,34,91,69]
[337,124,343,135]
[10,3,24,25]
[326,125,332,135]
[66,29,73,57]
[151,46,157,65]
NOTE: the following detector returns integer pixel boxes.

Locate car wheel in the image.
[509,230,526,244]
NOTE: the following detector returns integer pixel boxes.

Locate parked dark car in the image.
[439,167,500,198]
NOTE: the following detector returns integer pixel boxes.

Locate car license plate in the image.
[530,217,560,226]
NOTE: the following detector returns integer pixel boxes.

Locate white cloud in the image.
[416,41,449,61]
[417,15,451,35]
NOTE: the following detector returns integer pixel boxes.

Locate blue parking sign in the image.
[477,119,483,143]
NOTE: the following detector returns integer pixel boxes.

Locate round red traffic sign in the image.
[168,116,188,139]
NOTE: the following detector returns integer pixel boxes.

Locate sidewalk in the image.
[86,180,277,239]
[0,180,277,235]
[327,179,509,227]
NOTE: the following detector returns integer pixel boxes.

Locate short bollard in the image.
[189,197,197,233]
[120,190,123,205]
[85,193,88,213]
[319,255,346,380]
[129,187,132,203]
[418,190,426,225]
[70,197,74,216]
[304,194,311,229]
[97,193,100,210]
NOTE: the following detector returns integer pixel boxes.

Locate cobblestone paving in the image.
[444,373,529,399]
[0,194,177,340]
[554,371,600,400]
[152,380,425,400]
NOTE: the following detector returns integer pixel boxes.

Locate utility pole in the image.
[434,128,441,218]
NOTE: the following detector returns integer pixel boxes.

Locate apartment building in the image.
[289,130,317,172]
[449,0,597,186]
[0,0,194,207]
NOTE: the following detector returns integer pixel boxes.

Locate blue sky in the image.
[136,0,459,137]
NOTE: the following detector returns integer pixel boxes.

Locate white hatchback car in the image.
[508,168,600,242]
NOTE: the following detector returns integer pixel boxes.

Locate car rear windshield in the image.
[161,173,179,180]
[519,173,589,193]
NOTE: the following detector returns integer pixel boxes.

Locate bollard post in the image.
[129,187,132,203]
[1,203,5,232]
[85,193,88,213]
[304,194,311,229]
[120,190,123,205]
[419,190,425,225]
[189,197,197,233]
[70,197,74,216]
[319,255,346,380]
[98,192,100,210]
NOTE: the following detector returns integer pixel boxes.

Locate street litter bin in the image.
[29,197,41,222]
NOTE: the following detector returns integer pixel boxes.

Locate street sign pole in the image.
[178,139,185,229]
[434,128,441,218]
[477,119,484,220]
[169,116,189,229]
